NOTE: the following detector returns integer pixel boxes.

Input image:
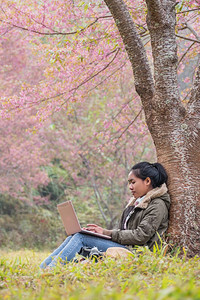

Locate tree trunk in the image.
[151,114,200,256]
[104,0,200,256]
[145,0,200,256]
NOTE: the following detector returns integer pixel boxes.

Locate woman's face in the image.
[128,171,152,199]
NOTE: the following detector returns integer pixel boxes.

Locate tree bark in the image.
[104,0,200,256]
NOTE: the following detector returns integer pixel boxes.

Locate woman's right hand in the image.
[83,224,112,237]
[83,224,104,235]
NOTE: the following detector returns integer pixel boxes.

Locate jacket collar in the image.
[127,183,168,209]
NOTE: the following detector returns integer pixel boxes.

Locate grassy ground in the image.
[0,248,200,300]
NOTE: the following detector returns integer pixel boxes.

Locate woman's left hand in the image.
[83,224,104,235]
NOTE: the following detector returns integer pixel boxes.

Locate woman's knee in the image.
[73,232,84,240]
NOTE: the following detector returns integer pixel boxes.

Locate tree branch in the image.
[0,16,112,36]
[114,108,143,145]
[188,63,200,115]
[73,48,120,91]
[185,23,200,41]
[176,7,200,14]
[176,34,200,44]
[103,0,154,113]
[145,0,186,118]
[178,42,195,66]
[87,61,127,94]
[145,0,166,24]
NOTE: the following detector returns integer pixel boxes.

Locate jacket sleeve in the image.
[111,199,168,245]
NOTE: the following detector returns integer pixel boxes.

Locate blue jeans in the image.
[40,232,127,268]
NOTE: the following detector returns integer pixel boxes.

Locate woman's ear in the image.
[145,177,151,186]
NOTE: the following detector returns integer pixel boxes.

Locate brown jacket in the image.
[111,184,170,250]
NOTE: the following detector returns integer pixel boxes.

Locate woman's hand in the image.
[83,224,113,237]
[83,224,104,235]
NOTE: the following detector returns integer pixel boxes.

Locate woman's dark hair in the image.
[130,162,168,188]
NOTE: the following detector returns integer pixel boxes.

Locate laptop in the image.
[57,200,111,239]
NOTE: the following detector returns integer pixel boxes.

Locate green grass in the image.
[0,248,200,299]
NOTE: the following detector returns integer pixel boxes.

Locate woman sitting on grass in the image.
[40,161,170,268]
